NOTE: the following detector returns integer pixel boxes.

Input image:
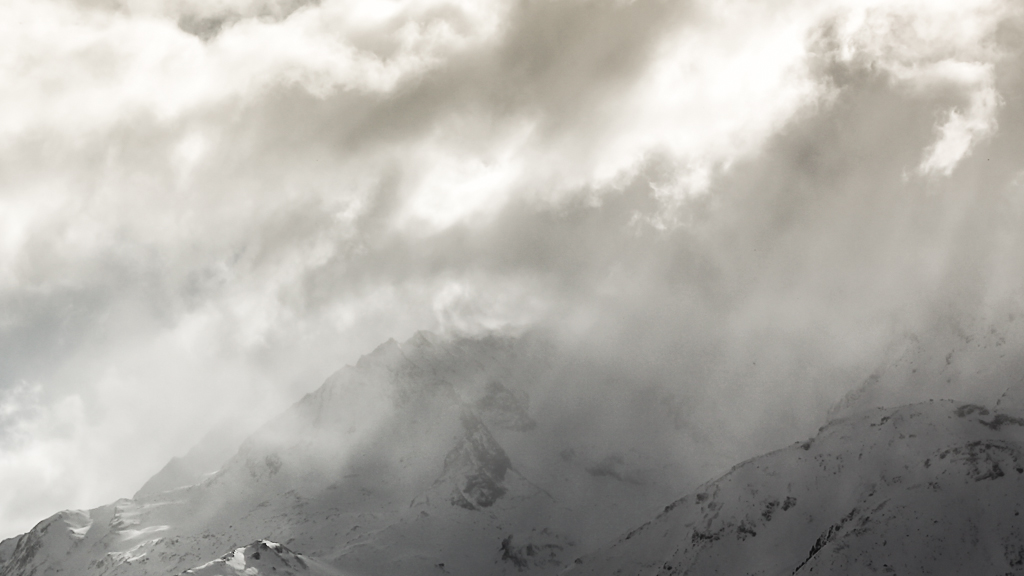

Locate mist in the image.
[1,0,1023,542]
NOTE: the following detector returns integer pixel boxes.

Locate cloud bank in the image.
[0,0,1022,538]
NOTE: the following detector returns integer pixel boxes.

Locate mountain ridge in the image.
[7,322,1024,576]
[0,330,693,576]
[563,396,1024,575]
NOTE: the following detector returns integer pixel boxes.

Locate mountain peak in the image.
[181,540,342,576]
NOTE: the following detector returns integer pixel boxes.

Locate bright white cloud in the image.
[829,0,1013,176]
[0,0,506,138]
[602,1,827,190]
[918,81,1001,176]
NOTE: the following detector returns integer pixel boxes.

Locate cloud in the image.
[0,0,503,138]
[0,0,1023,539]
[918,82,1001,176]
[820,0,1014,176]
[0,384,89,528]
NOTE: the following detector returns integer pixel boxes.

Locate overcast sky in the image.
[1,0,1023,539]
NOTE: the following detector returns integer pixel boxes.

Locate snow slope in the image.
[135,423,253,499]
[829,307,1024,420]
[565,397,1024,575]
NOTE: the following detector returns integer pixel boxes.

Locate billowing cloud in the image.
[822,0,1013,176]
[0,0,1022,539]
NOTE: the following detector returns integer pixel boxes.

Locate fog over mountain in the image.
[2,1,1024,569]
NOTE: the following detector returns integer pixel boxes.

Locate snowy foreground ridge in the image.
[2,330,1024,575]
[183,540,342,576]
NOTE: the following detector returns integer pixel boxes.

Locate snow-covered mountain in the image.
[565,395,1024,575]
[6,323,1024,576]
[559,308,1024,576]
[0,330,696,576]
